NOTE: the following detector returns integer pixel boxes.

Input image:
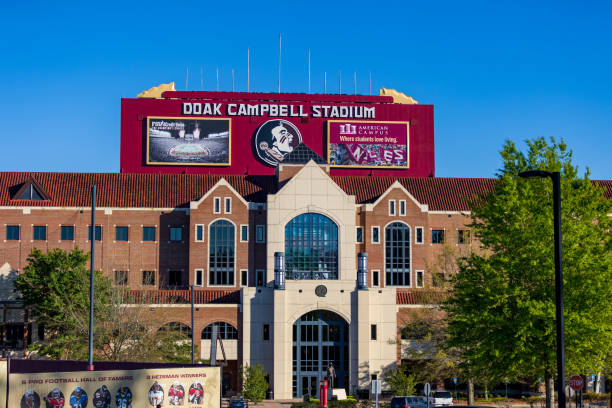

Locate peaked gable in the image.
[190,178,249,209]
[11,176,50,201]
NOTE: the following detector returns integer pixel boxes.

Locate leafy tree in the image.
[383,365,417,396]
[15,247,192,362]
[241,363,268,402]
[445,138,612,408]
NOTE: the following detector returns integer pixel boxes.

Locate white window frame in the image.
[224,197,232,214]
[371,226,380,244]
[213,197,221,214]
[194,224,205,242]
[389,200,396,216]
[59,224,76,243]
[240,269,248,287]
[372,269,380,287]
[416,270,424,288]
[240,225,249,242]
[356,226,363,243]
[415,226,424,244]
[399,200,406,216]
[256,225,265,243]
[195,269,204,287]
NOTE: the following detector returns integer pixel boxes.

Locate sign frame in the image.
[327,120,410,169]
[145,116,232,167]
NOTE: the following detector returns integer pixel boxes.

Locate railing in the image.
[124,289,240,304]
[396,289,449,305]
[285,271,338,280]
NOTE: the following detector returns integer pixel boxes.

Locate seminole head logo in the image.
[254,120,302,166]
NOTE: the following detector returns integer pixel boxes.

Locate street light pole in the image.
[518,170,565,408]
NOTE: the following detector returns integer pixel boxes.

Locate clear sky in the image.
[1,0,611,179]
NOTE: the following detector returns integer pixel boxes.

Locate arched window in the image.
[202,322,238,340]
[158,322,192,339]
[385,222,411,286]
[285,213,338,280]
[209,220,235,285]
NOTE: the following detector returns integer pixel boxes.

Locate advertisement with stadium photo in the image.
[327,120,409,168]
[146,117,231,166]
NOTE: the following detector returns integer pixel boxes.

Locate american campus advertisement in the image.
[327,120,409,168]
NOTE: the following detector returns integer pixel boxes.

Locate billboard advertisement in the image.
[146,117,231,166]
[10,366,220,408]
[327,120,409,168]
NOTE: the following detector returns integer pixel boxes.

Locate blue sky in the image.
[1,0,611,179]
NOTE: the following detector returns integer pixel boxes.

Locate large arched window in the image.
[385,222,411,286]
[202,322,238,340]
[209,220,235,286]
[285,213,338,280]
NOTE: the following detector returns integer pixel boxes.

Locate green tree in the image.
[383,364,417,396]
[445,138,612,408]
[241,363,269,402]
[15,247,192,362]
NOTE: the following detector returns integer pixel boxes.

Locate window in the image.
[159,322,192,339]
[372,270,380,287]
[285,213,338,280]
[88,225,102,241]
[143,226,156,242]
[458,229,470,244]
[240,225,248,242]
[256,269,265,286]
[18,184,44,200]
[240,269,248,286]
[115,226,128,241]
[416,270,424,288]
[195,225,204,242]
[114,270,128,286]
[168,270,183,287]
[6,225,20,241]
[432,229,445,244]
[142,270,156,286]
[372,226,380,243]
[385,222,411,286]
[209,220,235,285]
[256,225,265,243]
[60,225,74,241]
[356,227,363,243]
[202,322,238,340]
[415,227,424,244]
[195,269,203,286]
[33,225,47,241]
[371,324,377,340]
[389,200,396,216]
[399,200,406,216]
[213,197,221,214]
[169,227,182,242]
[263,324,270,341]
[225,197,231,213]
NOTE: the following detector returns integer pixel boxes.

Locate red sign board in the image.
[569,375,583,391]
[120,91,435,177]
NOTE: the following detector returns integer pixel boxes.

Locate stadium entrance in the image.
[292,310,349,398]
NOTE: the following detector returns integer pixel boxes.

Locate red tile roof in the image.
[396,289,449,305]
[0,172,275,208]
[331,176,497,211]
[1,172,610,211]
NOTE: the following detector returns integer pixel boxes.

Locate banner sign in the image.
[327,120,409,168]
[146,117,231,166]
[10,366,220,408]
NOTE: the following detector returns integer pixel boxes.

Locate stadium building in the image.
[1,86,609,398]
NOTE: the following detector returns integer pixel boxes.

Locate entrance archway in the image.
[292,310,348,398]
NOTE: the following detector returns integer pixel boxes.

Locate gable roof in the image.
[0,172,610,211]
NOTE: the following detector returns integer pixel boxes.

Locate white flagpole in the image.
[278,34,282,93]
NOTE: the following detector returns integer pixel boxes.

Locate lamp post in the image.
[518,170,565,408]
